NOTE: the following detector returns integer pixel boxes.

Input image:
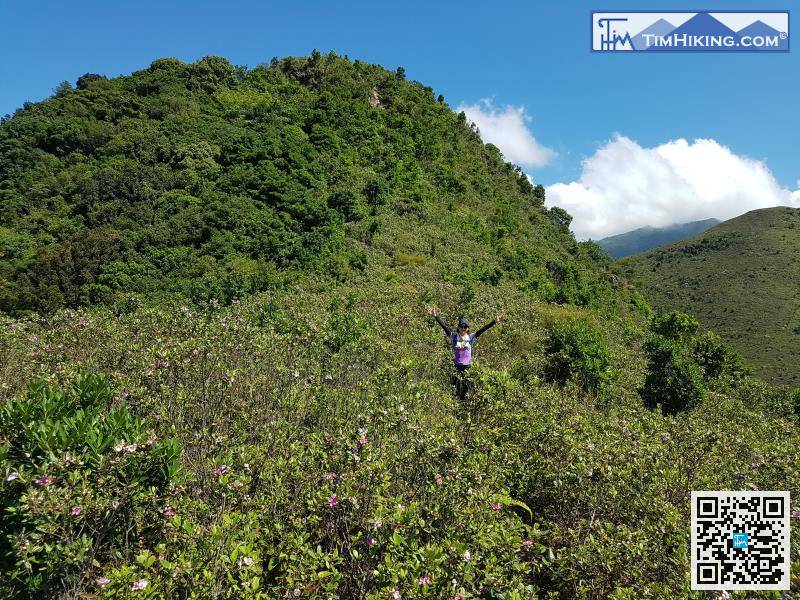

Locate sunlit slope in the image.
[620,207,800,386]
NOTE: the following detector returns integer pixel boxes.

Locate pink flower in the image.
[114,443,125,452]
[70,506,82,516]
[791,510,800,520]
[359,437,368,446]
[35,475,54,487]
[522,539,534,548]
[125,443,138,453]
[163,506,176,517]
[192,348,200,357]
[324,472,337,482]
[324,434,333,445]
[131,578,148,591]
[455,595,464,600]
[241,556,254,567]
[490,502,501,510]
[146,436,156,446]
[366,536,375,546]
[327,495,339,507]
[418,575,431,586]
[214,465,229,476]
[5,472,19,482]
[391,591,401,600]
[96,577,111,587]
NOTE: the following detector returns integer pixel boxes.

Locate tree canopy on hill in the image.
[0,53,573,314]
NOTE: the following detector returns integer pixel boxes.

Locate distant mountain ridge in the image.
[596,219,720,259]
[619,207,800,386]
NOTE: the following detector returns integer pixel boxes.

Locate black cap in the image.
[458,317,469,328]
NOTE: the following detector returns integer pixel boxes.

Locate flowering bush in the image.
[0,264,797,597]
[0,374,180,597]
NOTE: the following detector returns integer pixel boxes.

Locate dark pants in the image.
[452,363,472,401]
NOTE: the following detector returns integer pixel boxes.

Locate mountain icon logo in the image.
[592,11,789,53]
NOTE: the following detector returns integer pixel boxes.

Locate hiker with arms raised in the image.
[427,307,503,400]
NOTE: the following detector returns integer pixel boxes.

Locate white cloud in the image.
[456,99,554,168]
[546,135,800,240]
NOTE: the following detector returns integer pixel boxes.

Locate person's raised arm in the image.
[475,313,503,338]
[427,306,450,337]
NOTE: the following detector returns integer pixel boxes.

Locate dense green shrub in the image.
[727,377,799,419]
[0,374,180,597]
[543,321,614,395]
[326,293,368,353]
[692,330,749,383]
[520,272,559,302]
[543,260,614,307]
[650,310,699,341]
[0,285,796,597]
[641,337,706,414]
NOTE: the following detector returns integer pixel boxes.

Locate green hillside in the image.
[596,219,719,259]
[619,207,800,386]
[1,55,799,599]
[0,53,578,315]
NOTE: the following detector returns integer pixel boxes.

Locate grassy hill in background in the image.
[596,219,720,259]
[619,207,800,386]
[0,55,798,598]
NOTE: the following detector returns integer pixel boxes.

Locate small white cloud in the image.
[546,135,800,240]
[456,99,554,168]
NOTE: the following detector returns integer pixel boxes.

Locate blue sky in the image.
[1,0,797,238]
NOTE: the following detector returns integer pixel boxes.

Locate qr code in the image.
[691,491,790,590]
